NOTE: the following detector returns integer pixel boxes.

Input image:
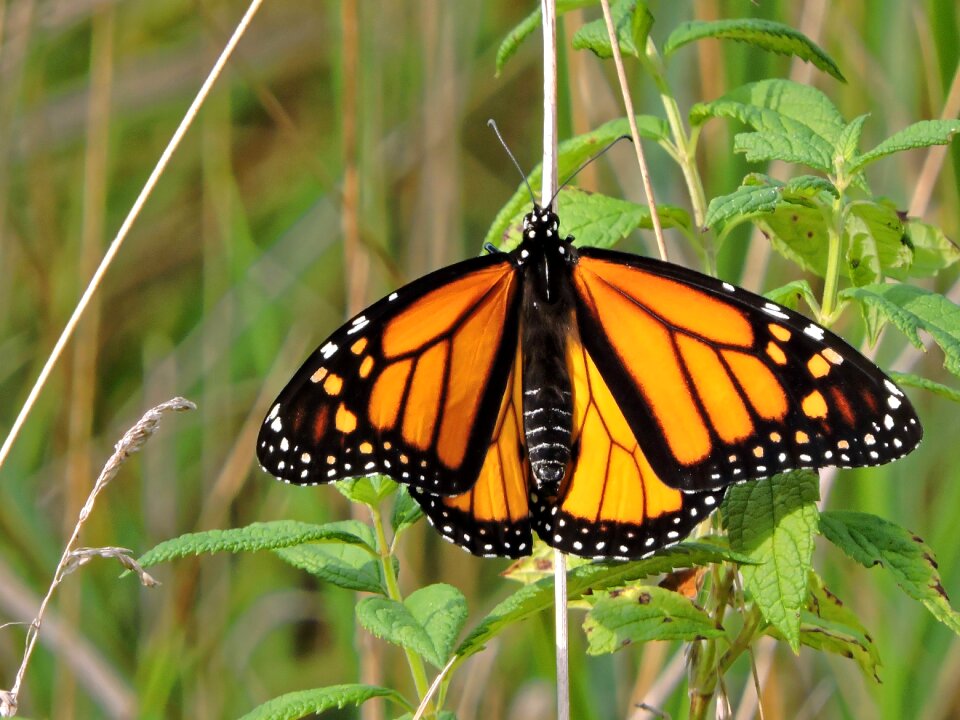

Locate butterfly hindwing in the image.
[572,248,922,491]
[529,335,724,560]
[413,348,533,558]
[257,254,521,494]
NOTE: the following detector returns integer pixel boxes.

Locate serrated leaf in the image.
[663,19,844,81]
[137,520,374,567]
[454,541,747,663]
[844,201,909,287]
[804,571,881,682]
[405,584,468,667]
[841,283,960,376]
[274,521,386,593]
[495,0,596,75]
[583,585,723,654]
[485,116,669,250]
[763,279,819,313]
[705,183,784,231]
[820,511,960,635]
[734,130,833,171]
[783,174,839,200]
[544,187,689,250]
[237,684,410,720]
[571,0,649,59]
[755,204,829,277]
[721,471,820,652]
[897,218,960,279]
[852,119,960,172]
[336,475,398,507]
[357,584,467,668]
[837,114,870,161]
[691,80,845,170]
[391,486,423,537]
[888,371,960,403]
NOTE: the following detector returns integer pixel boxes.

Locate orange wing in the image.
[572,248,922,491]
[529,337,723,559]
[258,254,521,494]
[413,347,533,557]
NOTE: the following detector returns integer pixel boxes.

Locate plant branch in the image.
[598,0,668,262]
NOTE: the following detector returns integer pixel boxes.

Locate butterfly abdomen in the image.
[520,275,576,489]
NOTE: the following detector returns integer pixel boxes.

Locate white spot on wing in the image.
[321,342,338,359]
[803,324,825,342]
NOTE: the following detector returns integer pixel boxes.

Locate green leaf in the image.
[763,279,819,313]
[571,0,651,60]
[336,475,398,507]
[852,119,960,172]
[663,19,844,81]
[237,684,411,720]
[495,0,597,75]
[545,188,689,250]
[734,130,834,171]
[820,511,960,635]
[137,520,374,567]
[391,486,424,537]
[837,114,870,161]
[841,283,960,376]
[485,116,670,250]
[357,584,467,668]
[897,218,960,279]
[888,371,960,404]
[705,183,784,231]
[844,201,909,287]
[754,204,829,277]
[583,585,724,654]
[782,174,839,200]
[274,520,385,594]
[454,541,748,663]
[690,80,846,170]
[721,471,820,652]
[767,571,882,682]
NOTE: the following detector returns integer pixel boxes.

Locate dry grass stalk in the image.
[0,397,196,718]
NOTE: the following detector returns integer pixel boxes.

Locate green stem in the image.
[370,506,433,712]
[687,564,737,719]
[819,196,845,324]
[644,37,713,274]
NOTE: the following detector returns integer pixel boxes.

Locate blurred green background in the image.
[1,1,959,718]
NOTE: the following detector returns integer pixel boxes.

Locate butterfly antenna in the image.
[549,134,631,208]
[488,119,537,206]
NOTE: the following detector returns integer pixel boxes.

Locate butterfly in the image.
[257,201,922,561]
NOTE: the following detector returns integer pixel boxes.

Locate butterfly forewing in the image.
[572,248,922,492]
[257,254,521,494]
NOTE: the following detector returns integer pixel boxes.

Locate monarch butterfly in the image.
[257,201,922,560]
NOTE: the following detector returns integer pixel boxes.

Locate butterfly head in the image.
[516,203,577,305]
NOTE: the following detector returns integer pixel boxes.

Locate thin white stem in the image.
[554,548,570,720]
[541,0,558,206]
[0,0,265,475]
[541,2,568,719]
[411,655,457,720]
[598,0,668,262]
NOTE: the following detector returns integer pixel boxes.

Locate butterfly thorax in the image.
[515,205,578,491]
